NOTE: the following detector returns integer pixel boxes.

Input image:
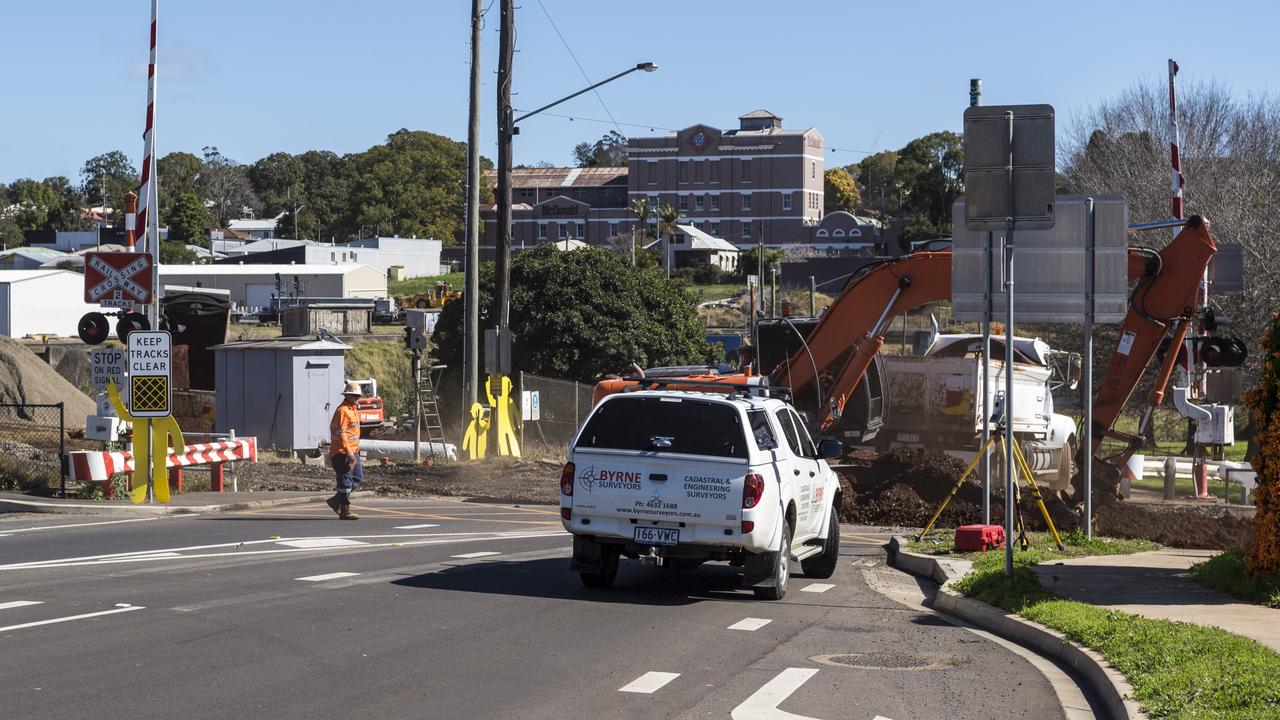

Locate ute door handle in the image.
[649,473,667,482]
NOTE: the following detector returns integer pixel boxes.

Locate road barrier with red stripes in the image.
[67,437,257,493]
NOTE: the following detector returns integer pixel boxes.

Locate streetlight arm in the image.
[514,62,656,125]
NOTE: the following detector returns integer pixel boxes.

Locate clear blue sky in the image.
[3,0,1276,184]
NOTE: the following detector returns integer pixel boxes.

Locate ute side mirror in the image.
[817,438,844,460]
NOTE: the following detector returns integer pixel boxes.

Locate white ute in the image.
[560,388,844,600]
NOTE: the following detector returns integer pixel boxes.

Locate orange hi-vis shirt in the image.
[329,402,361,458]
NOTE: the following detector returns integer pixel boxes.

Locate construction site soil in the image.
[139,446,1257,549]
[218,455,561,505]
[836,447,1255,550]
[0,336,95,426]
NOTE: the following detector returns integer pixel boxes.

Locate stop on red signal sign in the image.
[84,252,154,308]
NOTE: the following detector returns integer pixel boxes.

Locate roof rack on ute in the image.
[620,376,792,401]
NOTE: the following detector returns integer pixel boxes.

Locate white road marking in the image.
[0,530,566,570]
[873,716,897,720]
[0,604,145,634]
[728,617,773,632]
[276,537,368,549]
[800,583,834,593]
[393,523,440,530]
[0,517,158,534]
[296,572,360,582]
[731,667,820,720]
[618,671,680,694]
[451,551,501,559]
[0,601,43,611]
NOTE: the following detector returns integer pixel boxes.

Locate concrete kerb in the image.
[887,536,1147,720]
[0,491,373,516]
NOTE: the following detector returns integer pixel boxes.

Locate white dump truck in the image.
[877,334,1080,491]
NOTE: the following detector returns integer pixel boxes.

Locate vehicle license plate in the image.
[634,527,679,545]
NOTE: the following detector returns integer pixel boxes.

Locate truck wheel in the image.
[801,505,841,579]
[1053,440,1075,494]
[753,525,792,600]
[579,549,619,589]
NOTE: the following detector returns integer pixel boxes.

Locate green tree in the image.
[432,245,718,383]
[166,191,209,246]
[0,218,23,247]
[894,131,964,241]
[572,130,628,167]
[157,151,203,221]
[41,176,90,231]
[7,179,60,229]
[347,129,469,243]
[159,240,199,264]
[849,151,898,218]
[80,150,138,212]
[823,167,861,214]
[737,246,784,281]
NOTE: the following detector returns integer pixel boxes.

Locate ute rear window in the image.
[576,397,748,459]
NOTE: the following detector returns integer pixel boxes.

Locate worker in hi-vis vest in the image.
[326,381,364,520]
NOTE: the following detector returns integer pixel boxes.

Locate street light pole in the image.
[493,40,657,332]
[464,0,482,408]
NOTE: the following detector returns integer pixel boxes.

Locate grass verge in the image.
[950,539,1280,718]
[388,272,466,297]
[1190,548,1280,609]
[910,529,1157,560]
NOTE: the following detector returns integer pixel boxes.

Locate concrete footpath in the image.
[1034,549,1280,654]
[0,490,353,515]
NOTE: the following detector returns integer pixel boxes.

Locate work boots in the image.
[339,504,360,520]
[325,494,342,514]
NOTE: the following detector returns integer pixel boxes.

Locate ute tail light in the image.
[560,462,575,496]
[742,473,764,509]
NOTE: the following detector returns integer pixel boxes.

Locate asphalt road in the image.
[0,499,1080,719]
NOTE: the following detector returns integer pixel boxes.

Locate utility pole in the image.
[464,0,482,408]
[494,0,514,330]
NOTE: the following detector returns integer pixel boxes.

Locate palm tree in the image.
[625,198,653,266]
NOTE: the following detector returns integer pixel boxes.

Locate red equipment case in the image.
[954,524,1005,551]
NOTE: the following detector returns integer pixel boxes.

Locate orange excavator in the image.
[596,215,1219,504]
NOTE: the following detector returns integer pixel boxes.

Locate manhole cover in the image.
[811,652,962,671]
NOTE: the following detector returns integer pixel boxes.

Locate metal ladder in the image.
[414,362,448,457]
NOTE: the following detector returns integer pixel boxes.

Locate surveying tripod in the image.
[916,413,1065,551]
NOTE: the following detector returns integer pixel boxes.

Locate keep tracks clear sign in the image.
[127,330,172,418]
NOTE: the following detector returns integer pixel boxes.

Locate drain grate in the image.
[811,652,961,671]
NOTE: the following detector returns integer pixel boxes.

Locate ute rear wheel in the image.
[753,524,792,600]
[579,549,619,589]
[801,504,841,579]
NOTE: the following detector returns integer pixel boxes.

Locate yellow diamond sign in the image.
[126,330,172,418]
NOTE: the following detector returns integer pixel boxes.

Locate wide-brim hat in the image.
[341,380,364,396]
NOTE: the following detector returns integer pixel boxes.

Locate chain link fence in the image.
[517,372,594,457]
[0,402,67,495]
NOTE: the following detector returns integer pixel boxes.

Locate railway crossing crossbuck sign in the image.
[84,251,154,308]
[127,330,172,418]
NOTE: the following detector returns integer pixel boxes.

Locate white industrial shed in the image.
[158,264,387,309]
[0,269,100,338]
[344,236,443,279]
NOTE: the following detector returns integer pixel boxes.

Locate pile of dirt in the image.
[1095,502,1255,550]
[0,336,95,428]
[230,455,560,504]
[839,446,1255,550]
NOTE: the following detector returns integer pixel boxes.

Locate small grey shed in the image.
[211,338,351,451]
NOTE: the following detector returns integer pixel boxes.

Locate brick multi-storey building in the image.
[477,111,860,253]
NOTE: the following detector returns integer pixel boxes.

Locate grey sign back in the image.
[963,104,1056,231]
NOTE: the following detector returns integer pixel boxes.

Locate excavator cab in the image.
[755,318,886,443]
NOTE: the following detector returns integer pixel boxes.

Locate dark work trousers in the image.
[331,452,364,501]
